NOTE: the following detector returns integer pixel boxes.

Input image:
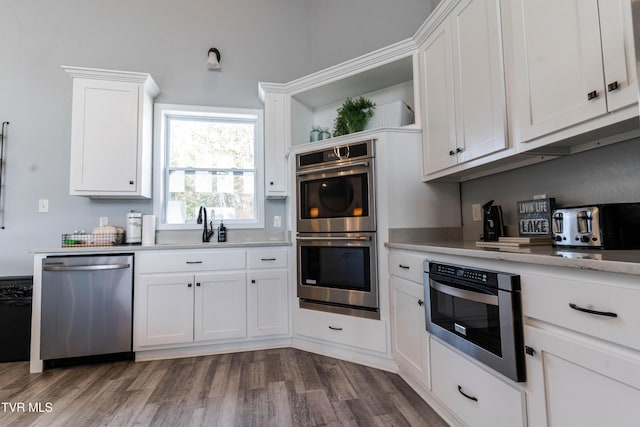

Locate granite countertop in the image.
[386,240,640,275]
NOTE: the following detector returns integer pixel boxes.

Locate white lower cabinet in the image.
[295,308,387,354]
[134,271,246,348]
[134,247,290,351]
[431,338,526,427]
[247,269,288,337]
[390,275,430,390]
[525,325,640,427]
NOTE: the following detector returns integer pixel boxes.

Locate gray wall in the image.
[460,138,640,240]
[307,0,439,71]
[0,0,435,275]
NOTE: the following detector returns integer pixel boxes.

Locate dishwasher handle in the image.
[43,263,131,272]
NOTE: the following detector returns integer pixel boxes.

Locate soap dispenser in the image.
[217,220,227,242]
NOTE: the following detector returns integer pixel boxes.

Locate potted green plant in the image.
[333,97,376,137]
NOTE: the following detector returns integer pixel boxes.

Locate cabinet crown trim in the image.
[62,65,160,97]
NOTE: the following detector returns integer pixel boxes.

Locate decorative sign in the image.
[517,198,555,236]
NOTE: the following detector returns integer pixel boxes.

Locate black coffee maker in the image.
[482,200,505,241]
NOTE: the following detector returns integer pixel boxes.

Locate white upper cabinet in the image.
[261,89,289,199]
[506,0,637,149]
[420,0,508,177]
[63,66,159,198]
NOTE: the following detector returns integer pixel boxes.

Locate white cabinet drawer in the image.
[389,250,426,283]
[247,248,288,269]
[294,308,387,354]
[431,338,526,427]
[136,250,246,274]
[522,271,640,352]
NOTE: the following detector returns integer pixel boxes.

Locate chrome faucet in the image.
[197,206,214,242]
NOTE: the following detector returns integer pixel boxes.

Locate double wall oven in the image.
[296,140,379,319]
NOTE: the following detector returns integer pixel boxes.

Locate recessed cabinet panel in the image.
[390,276,430,389]
[421,22,458,175]
[248,270,288,337]
[135,273,194,347]
[64,66,158,198]
[74,80,140,192]
[525,326,640,427]
[194,272,247,342]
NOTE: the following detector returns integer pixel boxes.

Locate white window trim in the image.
[153,103,265,230]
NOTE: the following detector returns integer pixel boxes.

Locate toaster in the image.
[552,203,640,249]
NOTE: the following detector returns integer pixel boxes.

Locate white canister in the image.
[126,211,142,244]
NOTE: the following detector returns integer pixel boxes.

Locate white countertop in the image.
[31,240,292,255]
[386,241,640,276]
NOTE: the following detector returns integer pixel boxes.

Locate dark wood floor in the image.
[0,348,448,426]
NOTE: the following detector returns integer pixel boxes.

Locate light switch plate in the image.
[472,204,482,221]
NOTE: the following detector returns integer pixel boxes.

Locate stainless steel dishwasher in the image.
[41,254,133,362]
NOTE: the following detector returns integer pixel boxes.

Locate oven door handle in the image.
[297,235,372,241]
[430,281,499,306]
[296,160,370,176]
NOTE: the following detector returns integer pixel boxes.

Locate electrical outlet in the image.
[38,199,49,213]
[273,216,282,228]
[472,204,482,221]
[99,217,108,226]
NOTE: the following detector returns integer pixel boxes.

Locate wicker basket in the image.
[61,233,125,247]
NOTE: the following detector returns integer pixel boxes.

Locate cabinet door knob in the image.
[587,90,598,100]
[129,180,134,185]
[196,282,201,287]
[525,346,536,357]
[418,299,424,306]
[251,279,256,284]
[187,283,192,287]
[449,150,456,156]
[607,81,619,92]
[456,147,463,153]
[270,181,274,186]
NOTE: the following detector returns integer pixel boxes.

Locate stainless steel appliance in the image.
[296,140,379,319]
[41,254,133,363]
[296,140,375,233]
[552,203,640,248]
[424,261,525,382]
[297,232,378,319]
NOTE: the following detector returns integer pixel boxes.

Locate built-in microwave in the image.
[296,140,375,233]
[424,261,526,382]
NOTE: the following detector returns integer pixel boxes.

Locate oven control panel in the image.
[434,264,488,283]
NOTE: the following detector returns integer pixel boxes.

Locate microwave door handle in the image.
[297,236,371,241]
[296,160,370,176]
[430,281,499,306]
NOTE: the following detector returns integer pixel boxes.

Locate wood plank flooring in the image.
[0,348,448,426]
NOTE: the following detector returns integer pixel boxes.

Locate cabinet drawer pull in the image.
[261,258,277,261]
[587,90,598,100]
[569,303,617,318]
[457,385,478,402]
[398,264,410,269]
[186,261,203,264]
[328,326,343,331]
[607,81,619,92]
